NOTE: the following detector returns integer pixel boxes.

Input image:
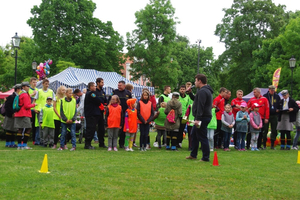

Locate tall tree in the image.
[27,0,124,73]
[126,0,181,91]
[215,0,286,93]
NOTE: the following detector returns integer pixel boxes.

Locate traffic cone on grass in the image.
[297,151,300,164]
[213,151,219,166]
[39,154,50,173]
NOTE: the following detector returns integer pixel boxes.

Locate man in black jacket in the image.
[84,82,105,149]
[186,74,213,162]
[3,84,21,147]
[263,85,281,149]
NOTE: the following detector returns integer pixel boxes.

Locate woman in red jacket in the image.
[14,82,37,150]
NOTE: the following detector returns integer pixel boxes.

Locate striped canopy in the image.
[36,67,154,97]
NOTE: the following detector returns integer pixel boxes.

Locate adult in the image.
[14,82,37,149]
[178,85,190,148]
[3,84,21,148]
[28,77,38,144]
[186,74,213,162]
[263,85,281,149]
[213,87,226,149]
[84,82,105,149]
[109,80,132,148]
[231,90,246,149]
[277,90,299,150]
[95,78,108,148]
[224,89,231,105]
[247,88,269,150]
[33,79,55,145]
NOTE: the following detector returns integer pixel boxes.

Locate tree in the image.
[126,0,181,91]
[215,0,286,94]
[27,0,124,73]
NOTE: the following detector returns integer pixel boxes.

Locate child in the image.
[124,98,138,151]
[235,102,250,151]
[137,90,154,151]
[153,102,167,149]
[221,104,235,151]
[39,97,55,147]
[184,104,194,151]
[58,88,77,151]
[207,106,217,151]
[105,95,122,151]
[249,103,262,151]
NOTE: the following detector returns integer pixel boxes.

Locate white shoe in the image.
[23,146,32,150]
[146,144,151,150]
[153,142,158,147]
[179,143,182,148]
[292,146,299,150]
[210,148,214,152]
[125,148,130,151]
[128,148,134,152]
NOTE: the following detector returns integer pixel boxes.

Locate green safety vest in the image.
[159,94,171,103]
[35,89,54,111]
[188,104,194,127]
[179,95,190,117]
[207,108,217,129]
[41,106,55,129]
[53,97,61,121]
[61,98,76,123]
[154,107,167,127]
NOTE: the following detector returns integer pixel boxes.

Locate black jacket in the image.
[192,85,213,120]
[278,97,299,122]
[5,92,17,117]
[263,91,281,115]
[84,90,105,117]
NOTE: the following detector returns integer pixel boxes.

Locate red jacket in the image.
[231,97,246,119]
[14,92,35,118]
[247,95,270,120]
[149,95,157,111]
[213,94,225,120]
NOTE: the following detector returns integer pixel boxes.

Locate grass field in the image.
[1,131,300,200]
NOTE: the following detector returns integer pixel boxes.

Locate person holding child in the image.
[153,102,167,149]
[221,104,235,151]
[39,97,55,147]
[124,98,138,152]
[235,102,250,151]
[249,103,263,151]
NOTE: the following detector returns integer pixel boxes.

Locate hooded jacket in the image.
[164,97,182,130]
[192,85,213,120]
[123,99,138,133]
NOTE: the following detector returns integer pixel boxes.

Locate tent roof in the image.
[0,88,15,99]
[36,67,154,97]
[242,88,282,102]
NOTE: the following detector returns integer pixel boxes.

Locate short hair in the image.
[66,88,73,93]
[30,77,37,83]
[73,89,81,94]
[164,85,170,91]
[225,104,232,108]
[180,85,186,89]
[125,83,133,91]
[226,89,231,93]
[42,79,49,84]
[96,78,103,83]
[194,74,207,84]
[88,82,95,89]
[118,80,125,85]
[253,87,261,93]
[160,102,167,108]
[186,82,192,86]
[219,87,227,94]
[236,90,243,94]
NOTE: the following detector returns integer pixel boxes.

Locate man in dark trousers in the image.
[109,80,132,148]
[263,85,281,149]
[186,74,213,162]
[95,78,108,148]
[84,82,105,149]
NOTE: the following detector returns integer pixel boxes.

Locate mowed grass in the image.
[1,131,300,200]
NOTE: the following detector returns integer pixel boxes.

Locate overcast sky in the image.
[0,0,299,58]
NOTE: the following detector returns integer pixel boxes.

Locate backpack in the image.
[0,103,5,116]
[166,109,176,124]
[13,95,21,112]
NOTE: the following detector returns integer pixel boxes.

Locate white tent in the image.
[36,67,154,97]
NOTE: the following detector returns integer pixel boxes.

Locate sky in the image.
[0,0,299,58]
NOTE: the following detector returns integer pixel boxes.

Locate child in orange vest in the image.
[124,98,138,151]
[137,90,154,151]
[105,95,123,151]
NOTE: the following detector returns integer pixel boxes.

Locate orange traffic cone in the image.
[39,154,50,173]
[213,151,219,166]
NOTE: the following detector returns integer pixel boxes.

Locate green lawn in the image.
[1,132,300,200]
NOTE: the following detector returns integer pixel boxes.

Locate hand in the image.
[194,120,200,126]
[229,125,233,128]
[243,115,247,119]
[264,119,269,124]
[126,129,129,132]
[289,108,294,112]
[236,105,241,109]
[32,90,37,96]
[40,123,42,126]
[256,127,260,130]
[120,127,123,129]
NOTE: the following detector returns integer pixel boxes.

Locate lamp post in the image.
[32,61,37,76]
[196,39,201,74]
[289,56,296,98]
[12,33,21,85]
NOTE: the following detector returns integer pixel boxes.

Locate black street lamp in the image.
[289,56,296,98]
[12,33,21,85]
[32,61,37,76]
[196,39,201,74]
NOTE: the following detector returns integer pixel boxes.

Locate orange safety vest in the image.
[138,100,152,124]
[107,105,122,128]
[123,108,138,133]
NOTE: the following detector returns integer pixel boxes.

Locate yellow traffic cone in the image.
[297,151,300,164]
[39,154,50,173]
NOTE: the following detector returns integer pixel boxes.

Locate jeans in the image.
[60,123,76,148]
[207,128,214,149]
[293,126,300,147]
[157,129,166,147]
[190,117,211,161]
[35,126,40,145]
[223,131,231,149]
[237,132,246,149]
[139,123,150,148]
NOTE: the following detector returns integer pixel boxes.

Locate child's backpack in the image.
[0,103,6,116]
[13,95,21,112]
[166,109,176,124]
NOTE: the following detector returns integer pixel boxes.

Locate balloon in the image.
[45,63,50,70]
[37,66,40,70]
[44,62,47,66]
[39,63,43,68]
[40,66,44,73]
[48,60,53,65]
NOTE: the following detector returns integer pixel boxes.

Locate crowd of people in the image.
[2,74,300,162]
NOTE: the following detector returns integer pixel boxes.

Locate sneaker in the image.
[57,147,64,151]
[178,143,182,148]
[292,146,299,150]
[143,147,147,151]
[17,147,24,150]
[262,147,267,150]
[10,144,18,148]
[238,149,242,151]
[251,147,255,151]
[52,144,57,149]
[113,147,118,151]
[128,148,134,152]
[241,148,246,151]
[140,148,144,151]
[70,147,76,151]
[280,147,285,150]
[133,143,138,147]
[84,145,95,149]
[125,147,130,151]
[255,148,260,151]
[108,147,112,151]
[210,148,214,152]
[286,147,291,150]
[64,145,68,150]
[153,142,158,147]
[23,146,32,150]
[146,144,151,150]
